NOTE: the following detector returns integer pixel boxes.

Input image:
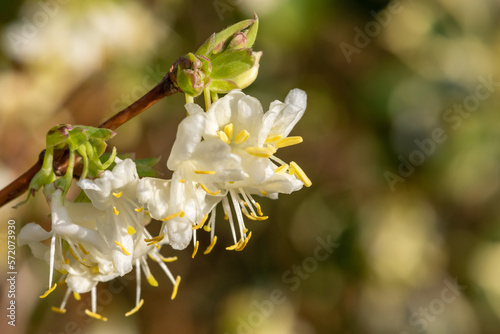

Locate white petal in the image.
[137,177,171,220]
[268,89,307,137]
[167,112,206,171]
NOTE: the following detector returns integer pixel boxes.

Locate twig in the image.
[0,69,179,208]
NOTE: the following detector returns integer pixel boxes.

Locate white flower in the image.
[77,158,149,276]
[18,189,117,320]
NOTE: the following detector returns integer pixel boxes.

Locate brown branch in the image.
[0,69,180,208]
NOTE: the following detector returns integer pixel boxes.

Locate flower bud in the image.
[175,53,212,97]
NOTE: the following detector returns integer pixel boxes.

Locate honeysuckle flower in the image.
[77,158,149,276]
[18,189,117,320]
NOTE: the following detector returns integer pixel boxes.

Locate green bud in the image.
[175,52,212,97]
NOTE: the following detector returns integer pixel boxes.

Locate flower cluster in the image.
[19,89,310,320]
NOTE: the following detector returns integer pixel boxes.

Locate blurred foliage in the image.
[1,0,500,333]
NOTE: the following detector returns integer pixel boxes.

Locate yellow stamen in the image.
[253,213,269,221]
[236,232,252,251]
[78,243,89,255]
[179,179,186,183]
[125,299,144,317]
[171,276,181,300]
[135,207,144,212]
[160,210,183,221]
[255,202,264,216]
[200,183,221,196]
[51,307,66,314]
[288,166,295,175]
[69,248,79,261]
[147,273,158,287]
[290,161,312,187]
[265,133,284,143]
[192,214,209,230]
[73,292,81,300]
[224,213,229,220]
[127,226,136,235]
[274,164,288,175]
[144,234,164,246]
[275,136,303,148]
[194,170,216,175]
[243,212,258,221]
[160,256,178,263]
[114,240,131,255]
[224,123,234,140]
[85,309,108,322]
[203,224,212,232]
[217,131,230,145]
[64,258,70,265]
[246,146,276,158]
[204,236,218,254]
[92,266,100,274]
[234,130,250,144]
[261,190,268,196]
[226,241,241,251]
[112,191,123,198]
[113,206,119,215]
[192,240,199,258]
[40,284,57,298]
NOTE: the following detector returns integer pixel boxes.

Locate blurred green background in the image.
[1,0,500,333]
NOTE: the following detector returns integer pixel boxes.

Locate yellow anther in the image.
[69,248,79,261]
[51,307,66,314]
[125,299,144,317]
[224,213,229,220]
[243,212,258,221]
[179,179,186,183]
[160,256,178,263]
[204,236,218,255]
[226,241,241,251]
[236,232,252,251]
[192,241,199,258]
[160,210,183,221]
[171,276,181,300]
[194,170,216,175]
[192,214,209,230]
[92,266,100,274]
[265,133,284,143]
[217,131,230,145]
[127,226,136,235]
[113,206,119,215]
[203,224,212,232]
[200,183,221,196]
[180,211,185,217]
[255,202,264,216]
[144,234,164,246]
[78,243,89,255]
[290,161,312,187]
[135,207,144,212]
[246,146,275,158]
[275,136,303,148]
[114,240,131,255]
[39,284,57,298]
[224,123,234,140]
[147,273,158,287]
[73,292,81,300]
[261,190,268,196]
[274,164,288,175]
[85,309,108,322]
[288,166,295,175]
[112,191,123,198]
[64,258,70,265]
[234,130,250,144]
